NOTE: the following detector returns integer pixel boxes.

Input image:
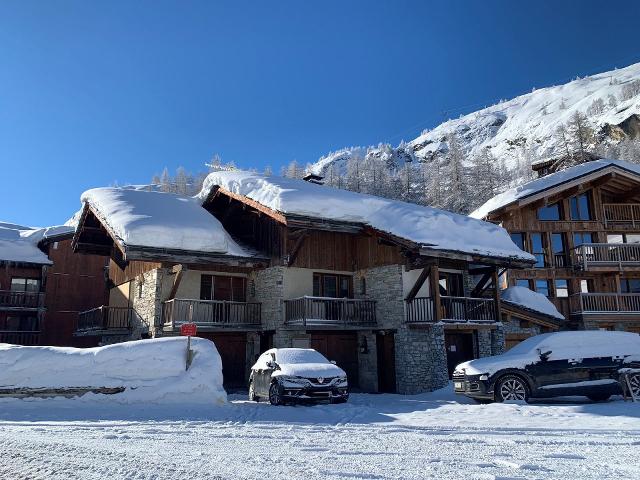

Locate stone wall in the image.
[248,267,285,330]
[131,268,165,338]
[395,325,449,394]
[357,331,378,392]
[356,264,404,329]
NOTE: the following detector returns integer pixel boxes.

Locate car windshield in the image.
[502,333,553,356]
[276,349,329,365]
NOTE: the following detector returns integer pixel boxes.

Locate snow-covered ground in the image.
[1,386,638,479]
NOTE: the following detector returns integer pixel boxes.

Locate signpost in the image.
[181,323,197,371]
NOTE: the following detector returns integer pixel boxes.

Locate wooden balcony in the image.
[603,203,640,228]
[571,243,640,270]
[0,290,45,310]
[0,331,40,345]
[570,293,640,314]
[406,296,497,324]
[162,298,261,331]
[284,296,376,327]
[76,306,138,335]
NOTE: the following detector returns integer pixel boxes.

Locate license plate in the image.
[454,382,463,390]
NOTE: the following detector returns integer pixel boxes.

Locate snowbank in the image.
[501,286,564,320]
[198,171,534,263]
[0,338,226,405]
[81,187,249,256]
[470,159,640,219]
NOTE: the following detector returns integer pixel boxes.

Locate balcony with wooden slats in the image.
[406,296,497,324]
[569,293,640,315]
[75,306,139,336]
[603,203,640,229]
[284,296,376,328]
[0,291,45,310]
[162,298,262,332]
[571,243,640,271]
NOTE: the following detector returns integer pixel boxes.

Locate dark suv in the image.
[453,331,640,403]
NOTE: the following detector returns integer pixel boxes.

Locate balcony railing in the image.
[162,298,261,329]
[0,331,40,345]
[284,296,376,327]
[569,293,640,314]
[571,243,640,270]
[603,203,640,228]
[0,290,45,309]
[406,296,497,323]
[76,306,136,334]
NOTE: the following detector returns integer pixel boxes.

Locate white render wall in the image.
[283,267,354,299]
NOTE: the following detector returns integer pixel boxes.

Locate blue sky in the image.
[1,1,639,226]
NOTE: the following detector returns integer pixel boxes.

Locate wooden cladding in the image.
[109,259,161,287]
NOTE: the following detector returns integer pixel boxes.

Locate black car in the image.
[453,331,640,403]
[249,348,349,405]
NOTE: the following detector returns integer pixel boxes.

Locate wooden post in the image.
[429,265,442,322]
[492,269,501,322]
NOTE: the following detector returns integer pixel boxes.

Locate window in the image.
[200,275,246,301]
[312,273,352,298]
[607,233,640,244]
[580,279,593,293]
[534,279,551,297]
[550,233,567,267]
[510,233,526,250]
[555,279,569,298]
[573,232,594,246]
[570,192,592,220]
[438,271,464,297]
[10,278,40,292]
[537,202,563,221]
[530,233,546,268]
[515,279,531,289]
[621,278,640,294]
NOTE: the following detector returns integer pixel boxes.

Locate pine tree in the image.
[567,111,594,163]
[175,167,188,194]
[160,167,172,193]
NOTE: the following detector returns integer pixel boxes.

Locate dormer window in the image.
[537,202,563,221]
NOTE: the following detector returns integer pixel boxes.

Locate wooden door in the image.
[376,333,396,393]
[444,332,475,378]
[198,332,247,388]
[311,332,359,388]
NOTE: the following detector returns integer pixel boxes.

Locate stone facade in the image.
[476,327,505,358]
[357,331,378,392]
[248,267,285,330]
[131,268,165,338]
[395,325,449,394]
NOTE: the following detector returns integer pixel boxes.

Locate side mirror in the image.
[537,349,552,360]
[267,361,276,369]
[330,360,337,365]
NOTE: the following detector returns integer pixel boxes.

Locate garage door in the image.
[311,332,359,388]
[197,332,247,388]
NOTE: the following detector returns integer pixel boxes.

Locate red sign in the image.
[180,323,197,337]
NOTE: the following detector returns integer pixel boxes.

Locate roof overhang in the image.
[500,300,564,329]
[419,246,535,269]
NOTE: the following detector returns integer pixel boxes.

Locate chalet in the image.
[0,222,109,347]
[472,158,640,335]
[73,174,535,393]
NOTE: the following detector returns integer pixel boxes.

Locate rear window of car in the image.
[276,349,329,365]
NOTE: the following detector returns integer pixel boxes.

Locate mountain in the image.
[310,62,640,176]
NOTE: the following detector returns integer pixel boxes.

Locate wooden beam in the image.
[286,230,309,267]
[492,269,502,321]
[211,187,287,225]
[405,267,431,302]
[429,265,442,322]
[470,273,492,298]
[167,265,186,300]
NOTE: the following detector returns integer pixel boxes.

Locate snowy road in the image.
[1,389,639,480]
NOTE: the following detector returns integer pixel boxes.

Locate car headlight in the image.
[334,376,348,385]
[478,374,489,381]
[278,376,309,385]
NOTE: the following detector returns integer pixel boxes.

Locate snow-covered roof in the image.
[81,187,250,257]
[501,286,564,321]
[198,170,535,264]
[470,159,640,219]
[0,224,53,265]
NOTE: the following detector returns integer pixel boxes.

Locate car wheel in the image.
[495,375,530,403]
[629,373,640,398]
[249,381,259,402]
[586,393,611,402]
[269,381,284,406]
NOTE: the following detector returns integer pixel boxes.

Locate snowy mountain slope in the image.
[311,62,640,175]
